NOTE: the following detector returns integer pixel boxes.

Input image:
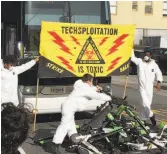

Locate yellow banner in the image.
[40,21,135,77]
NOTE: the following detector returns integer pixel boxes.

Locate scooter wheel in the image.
[77,146,91,154]
[111,148,123,154]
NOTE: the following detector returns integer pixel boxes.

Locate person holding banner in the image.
[50,74,111,153]
[1,55,39,106]
[131,50,163,126]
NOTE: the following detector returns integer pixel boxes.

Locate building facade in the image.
[110,1,167,45]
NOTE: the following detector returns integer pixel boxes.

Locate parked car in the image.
[150,48,167,75]
[129,50,145,75]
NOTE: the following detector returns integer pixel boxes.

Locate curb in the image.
[112,82,138,90]
[112,82,167,91]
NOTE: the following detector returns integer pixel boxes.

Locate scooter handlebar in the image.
[100,90,136,110]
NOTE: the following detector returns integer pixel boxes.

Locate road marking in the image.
[159,109,167,113]
[156,119,167,124]
[152,110,167,117]
[114,108,167,124]
[132,109,167,123]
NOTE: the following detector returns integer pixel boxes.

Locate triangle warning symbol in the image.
[76,36,105,64]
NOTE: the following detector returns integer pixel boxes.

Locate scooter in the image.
[33,89,167,154]
[70,91,167,154]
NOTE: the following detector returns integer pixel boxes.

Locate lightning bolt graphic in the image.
[71,36,81,46]
[106,34,129,56]
[57,56,75,72]
[99,37,108,46]
[48,31,73,55]
[107,57,122,71]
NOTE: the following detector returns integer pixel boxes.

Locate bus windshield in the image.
[23,1,110,55]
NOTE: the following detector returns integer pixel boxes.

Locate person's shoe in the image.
[150,114,156,126]
[45,142,61,154]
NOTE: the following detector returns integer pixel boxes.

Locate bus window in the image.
[25,1,70,25]
[1,22,4,58]
[24,1,70,55]
[70,1,110,24]
[23,1,110,55]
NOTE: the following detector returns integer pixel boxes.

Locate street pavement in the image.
[22,85,167,154]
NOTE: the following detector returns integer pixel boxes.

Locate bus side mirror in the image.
[59,16,69,22]
[16,41,24,59]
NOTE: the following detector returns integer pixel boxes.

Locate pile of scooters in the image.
[34,91,167,154]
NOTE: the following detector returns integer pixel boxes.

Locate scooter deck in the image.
[33,129,56,143]
[79,105,112,132]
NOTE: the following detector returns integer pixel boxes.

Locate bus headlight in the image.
[99,83,111,92]
[19,86,44,95]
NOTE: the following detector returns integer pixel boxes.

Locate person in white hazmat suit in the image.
[49,74,111,154]
[1,55,39,106]
[131,50,163,126]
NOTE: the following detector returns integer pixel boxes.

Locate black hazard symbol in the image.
[76,36,105,64]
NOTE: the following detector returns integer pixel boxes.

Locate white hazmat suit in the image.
[1,60,36,106]
[131,52,163,120]
[53,79,111,144]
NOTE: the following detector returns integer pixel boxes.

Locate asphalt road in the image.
[22,85,167,154]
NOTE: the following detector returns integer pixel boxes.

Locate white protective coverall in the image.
[1,60,36,106]
[131,52,163,120]
[53,79,111,144]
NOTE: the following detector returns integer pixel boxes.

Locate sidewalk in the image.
[112,75,167,91]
